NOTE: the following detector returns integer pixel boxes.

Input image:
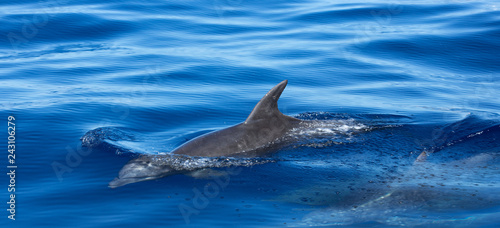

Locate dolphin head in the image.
[108,156,178,188]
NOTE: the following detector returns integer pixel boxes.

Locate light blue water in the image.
[1,0,499,227]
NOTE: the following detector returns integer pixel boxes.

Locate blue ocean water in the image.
[1,0,500,227]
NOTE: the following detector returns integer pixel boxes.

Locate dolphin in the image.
[109,80,302,188]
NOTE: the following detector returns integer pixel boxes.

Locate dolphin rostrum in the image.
[109,80,302,188]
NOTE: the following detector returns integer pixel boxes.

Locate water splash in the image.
[146,154,277,171]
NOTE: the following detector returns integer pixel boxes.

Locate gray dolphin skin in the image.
[172,80,301,157]
[109,80,302,188]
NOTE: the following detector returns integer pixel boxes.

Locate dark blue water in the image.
[1,0,499,227]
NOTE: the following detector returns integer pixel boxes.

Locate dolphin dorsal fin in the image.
[245,80,291,123]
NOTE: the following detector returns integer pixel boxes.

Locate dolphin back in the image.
[172,80,301,157]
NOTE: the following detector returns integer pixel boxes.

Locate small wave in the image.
[290,118,368,136]
[80,127,134,147]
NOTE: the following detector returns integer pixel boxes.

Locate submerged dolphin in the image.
[109,80,302,188]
